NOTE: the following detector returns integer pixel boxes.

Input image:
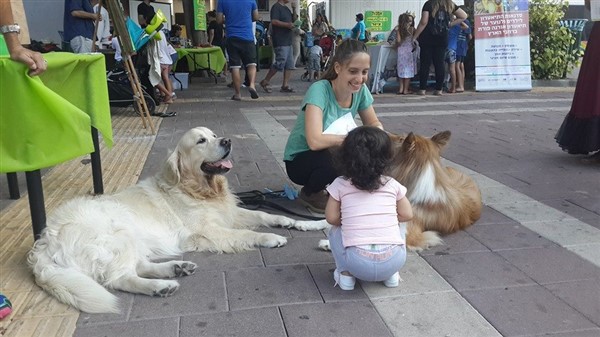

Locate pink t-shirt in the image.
[326,176,407,247]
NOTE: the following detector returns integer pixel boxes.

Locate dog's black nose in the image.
[220,138,231,147]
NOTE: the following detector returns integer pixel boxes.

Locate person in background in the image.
[387,25,399,45]
[306,42,322,81]
[217,0,260,101]
[395,12,416,95]
[259,0,295,94]
[0,0,46,75]
[351,13,366,42]
[291,13,304,69]
[207,10,227,76]
[63,0,100,53]
[111,36,122,64]
[311,13,328,45]
[283,40,384,213]
[454,18,471,93]
[326,126,412,291]
[156,29,174,104]
[91,0,110,49]
[413,0,467,96]
[168,24,183,48]
[445,15,461,93]
[137,0,156,28]
[555,0,600,163]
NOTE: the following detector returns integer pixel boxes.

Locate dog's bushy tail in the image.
[406,225,443,252]
[28,251,120,314]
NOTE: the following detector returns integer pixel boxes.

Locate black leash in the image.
[235,190,325,221]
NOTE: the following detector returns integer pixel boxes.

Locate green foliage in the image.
[529,0,581,79]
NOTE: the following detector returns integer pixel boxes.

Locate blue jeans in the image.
[328,224,407,282]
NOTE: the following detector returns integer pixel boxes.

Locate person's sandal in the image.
[231,94,242,101]
[280,86,295,93]
[260,80,272,93]
[247,87,259,99]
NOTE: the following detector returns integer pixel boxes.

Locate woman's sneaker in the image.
[383,272,400,288]
[298,188,328,213]
[333,269,355,291]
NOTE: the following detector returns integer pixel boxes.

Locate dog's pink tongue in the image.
[215,159,233,169]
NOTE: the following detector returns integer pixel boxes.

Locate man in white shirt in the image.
[91,0,111,49]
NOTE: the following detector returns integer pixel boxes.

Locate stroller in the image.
[107,63,157,115]
[301,33,336,81]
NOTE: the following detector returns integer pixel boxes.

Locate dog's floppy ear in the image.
[161,149,181,186]
[431,131,451,149]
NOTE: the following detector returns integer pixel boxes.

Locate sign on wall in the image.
[193,0,206,31]
[474,0,532,91]
[365,10,392,32]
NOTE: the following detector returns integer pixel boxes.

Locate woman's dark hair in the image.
[320,39,368,81]
[170,24,182,35]
[356,13,364,21]
[333,126,392,192]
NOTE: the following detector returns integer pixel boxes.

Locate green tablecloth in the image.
[175,47,226,74]
[0,52,113,173]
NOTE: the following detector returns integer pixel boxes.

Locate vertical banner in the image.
[474,0,532,91]
[193,0,206,31]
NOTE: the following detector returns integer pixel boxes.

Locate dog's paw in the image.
[174,262,197,277]
[294,219,330,231]
[274,216,297,229]
[152,280,180,297]
[318,239,331,251]
[259,233,287,248]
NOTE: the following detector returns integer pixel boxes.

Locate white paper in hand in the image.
[322,112,358,135]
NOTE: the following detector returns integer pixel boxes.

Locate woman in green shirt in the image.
[283,39,384,213]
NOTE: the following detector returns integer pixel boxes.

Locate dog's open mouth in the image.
[201,159,233,175]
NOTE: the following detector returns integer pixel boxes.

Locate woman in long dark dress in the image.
[555,4,600,162]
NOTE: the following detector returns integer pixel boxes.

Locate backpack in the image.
[430,9,450,36]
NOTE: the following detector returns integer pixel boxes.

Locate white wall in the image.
[22,0,64,44]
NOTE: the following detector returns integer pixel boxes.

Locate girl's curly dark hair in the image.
[333,126,392,192]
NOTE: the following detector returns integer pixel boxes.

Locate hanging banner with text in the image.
[365,11,392,32]
[474,0,531,91]
[193,0,206,31]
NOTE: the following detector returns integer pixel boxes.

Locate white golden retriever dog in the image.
[28,127,327,314]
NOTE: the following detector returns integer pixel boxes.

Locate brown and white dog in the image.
[319,130,482,252]
[389,131,482,251]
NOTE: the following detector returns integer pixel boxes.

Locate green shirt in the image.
[283,80,374,161]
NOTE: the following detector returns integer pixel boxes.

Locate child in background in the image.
[336,34,343,47]
[455,19,471,93]
[445,16,462,93]
[307,43,323,81]
[395,13,416,95]
[157,29,175,104]
[325,126,412,290]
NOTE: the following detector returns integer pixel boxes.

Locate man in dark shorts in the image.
[217,0,260,101]
[259,0,295,93]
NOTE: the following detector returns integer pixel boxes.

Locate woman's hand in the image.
[358,106,384,130]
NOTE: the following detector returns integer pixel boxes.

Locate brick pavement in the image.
[7,72,599,337]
